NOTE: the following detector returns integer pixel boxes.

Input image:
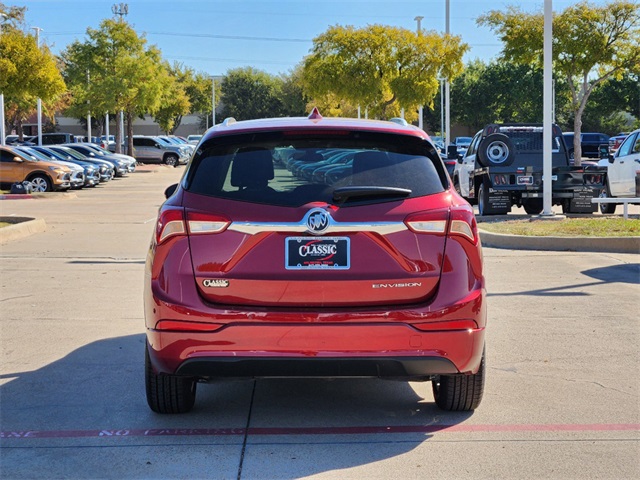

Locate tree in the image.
[219,67,284,120]
[0,25,66,138]
[479,0,640,165]
[153,62,191,134]
[302,24,468,120]
[61,19,170,154]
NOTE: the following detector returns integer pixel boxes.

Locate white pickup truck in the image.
[597,128,640,214]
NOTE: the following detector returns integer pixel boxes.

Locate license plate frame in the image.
[285,236,350,270]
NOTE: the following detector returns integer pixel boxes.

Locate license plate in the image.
[285,237,350,270]
[517,175,533,185]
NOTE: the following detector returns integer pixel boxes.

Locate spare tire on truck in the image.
[477,133,515,167]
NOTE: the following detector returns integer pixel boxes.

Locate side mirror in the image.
[608,154,615,164]
[599,144,609,159]
[164,183,178,199]
[155,144,162,149]
[447,145,458,160]
[13,156,23,163]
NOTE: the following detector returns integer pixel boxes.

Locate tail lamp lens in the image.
[156,207,186,244]
[186,211,231,234]
[404,210,448,234]
[449,205,479,244]
[155,209,231,244]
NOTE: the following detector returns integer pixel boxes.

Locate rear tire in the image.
[145,344,196,414]
[522,199,543,215]
[432,348,485,411]
[598,185,616,214]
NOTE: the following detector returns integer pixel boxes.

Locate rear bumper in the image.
[146,321,485,379]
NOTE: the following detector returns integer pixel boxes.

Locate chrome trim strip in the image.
[228,219,407,236]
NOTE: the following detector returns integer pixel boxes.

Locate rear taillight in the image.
[155,209,231,245]
[449,205,479,244]
[404,209,449,234]
[186,211,230,235]
[156,207,186,244]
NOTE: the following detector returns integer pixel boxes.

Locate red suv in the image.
[144,110,487,413]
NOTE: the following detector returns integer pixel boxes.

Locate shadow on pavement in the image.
[0,334,473,478]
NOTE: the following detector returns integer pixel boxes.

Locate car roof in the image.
[201,114,429,143]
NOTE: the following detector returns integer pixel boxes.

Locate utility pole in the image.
[415,16,424,130]
[86,70,91,142]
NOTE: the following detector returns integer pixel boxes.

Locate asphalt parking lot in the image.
[0,166,638,479]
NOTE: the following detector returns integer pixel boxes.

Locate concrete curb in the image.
[0,217,47,244]
[479,228,640,254]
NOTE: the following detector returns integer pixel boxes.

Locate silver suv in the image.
[131,136,190,166]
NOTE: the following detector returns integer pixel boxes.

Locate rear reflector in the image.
[155,320,224,332]
[413,319,478,331]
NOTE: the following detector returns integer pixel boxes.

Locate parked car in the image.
[31,146,101,187]
[186,134,202,145]
[130,136,190,166]
[144,109,487,414]
[63,143,130,177]
[31,132,78,145]
[597,128,640,213]
[46,145,115,182]
[563,132,610,160]
[452,136,472,156]
[0,145,72,192]
[608,133,629,154]
[13,146,86,189]
[69,143,136,174]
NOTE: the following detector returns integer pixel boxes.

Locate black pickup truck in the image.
[451,124,607,215]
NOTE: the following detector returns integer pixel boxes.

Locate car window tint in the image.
[186,134,445,207]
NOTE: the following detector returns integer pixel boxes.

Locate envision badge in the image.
[372,282,422,288]
[202,279,229,288]
[305,208,330,235]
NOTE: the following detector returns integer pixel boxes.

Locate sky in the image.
[6,0,611,77]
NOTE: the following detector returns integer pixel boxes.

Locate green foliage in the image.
[219,67,285,120]
[0,26,66,132]
[61,19,171,152]
[302,24,468,120]
[479,0,640,162]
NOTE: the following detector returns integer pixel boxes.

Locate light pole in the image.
[33,27,44,146]
[0,14,6,146]
[414,16,424,130]
[210,75,223,127]
[445,0,450,149]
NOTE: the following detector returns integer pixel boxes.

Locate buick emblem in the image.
[305,208,330,235]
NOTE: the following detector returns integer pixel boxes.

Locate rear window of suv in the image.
[185,130,446,207]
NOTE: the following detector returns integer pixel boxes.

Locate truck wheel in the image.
[433,347,485,411]
[478,181,499,215]
[145,344,196,414]
[477,133,515,167]
[522,199,543,215]
[598,185,616,214]
[164,154,179,167]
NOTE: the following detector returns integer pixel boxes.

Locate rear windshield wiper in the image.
[332,186,412,203]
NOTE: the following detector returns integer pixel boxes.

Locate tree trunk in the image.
[115,111,123,154]
[126,110,134,158]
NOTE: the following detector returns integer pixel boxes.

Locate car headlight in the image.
[48,166,64,172]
